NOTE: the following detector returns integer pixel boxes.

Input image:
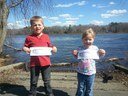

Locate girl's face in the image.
[31,20,44,35]
[82,34,94,48]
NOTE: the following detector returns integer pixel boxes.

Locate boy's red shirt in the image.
[24,33,52,67]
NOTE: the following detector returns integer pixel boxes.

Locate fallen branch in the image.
[0,62,24,72]
[4,43,22,51]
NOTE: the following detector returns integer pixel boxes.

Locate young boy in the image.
[23,16,57,96]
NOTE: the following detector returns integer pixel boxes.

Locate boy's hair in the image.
[82,28,95,39]
[30,16,44,25]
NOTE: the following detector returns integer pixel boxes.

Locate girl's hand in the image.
[52,46,57,53]
[98,49,106,56]
[72,50,78,57]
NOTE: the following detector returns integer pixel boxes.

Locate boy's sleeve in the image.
[46,35,54,47]
[24,37,30,48]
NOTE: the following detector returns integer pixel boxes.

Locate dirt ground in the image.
[0,57,128,96]
[0,69,128,96]
[0,56,128,87]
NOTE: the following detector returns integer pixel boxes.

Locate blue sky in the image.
[7,0,128,28]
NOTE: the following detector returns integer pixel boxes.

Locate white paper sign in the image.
[30,47,52,56]
[78,49,99,59]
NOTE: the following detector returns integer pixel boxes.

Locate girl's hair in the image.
[30,16,44,25]
[82,28,95,39]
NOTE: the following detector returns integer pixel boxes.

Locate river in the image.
[3,33,128,64]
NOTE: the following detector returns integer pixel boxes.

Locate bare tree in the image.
[0,0,53,54]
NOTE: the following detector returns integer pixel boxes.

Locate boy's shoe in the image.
[28,93,37,96]
[46,94,54,96]
[28,94,36,96]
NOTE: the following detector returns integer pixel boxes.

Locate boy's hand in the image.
[52,46,57,53]
[23,47,31,54]
[98,49,106,56]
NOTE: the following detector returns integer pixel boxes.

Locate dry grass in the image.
[0,58,5,67]
[97,70,128,87]
[0,55,14,67]
[0,56,25,84]
[112,70,128,87]
[0,68,23,84]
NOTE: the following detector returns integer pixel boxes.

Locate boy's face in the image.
[82,34,94,48]
[31,20,44,35]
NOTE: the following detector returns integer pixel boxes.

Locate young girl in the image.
[72,28,105,96]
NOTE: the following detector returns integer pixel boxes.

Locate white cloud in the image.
[42,16,47,19]
[78,14,84,17]
[66,17,79,21]
[59,14,80,21]
[101,14,112,18]
[92,1,115,9]
[92,4,96,7]
[16,21,22,24]
[77,1,86,6]
[90,20,104,25]
[7,23,14,29]
[22,19,29,22]
[7,18,32,29]
[98,5,107,8]
[101,9,127,18]
[22,19,30,26]
[109,2,115,5]
[64,20,77,26]
[109,9,127,14]
[50,20,77,26]
[48,17,59,21]
[7,22,24,29]
[52,21,62,26]
[59,14,79,25]
[92,4,107,8]
[59,14,71,18]
[43,13,83,26]
[55,1,86,8]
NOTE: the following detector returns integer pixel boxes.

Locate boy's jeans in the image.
[29,66,53,95]
[76,73,95,96]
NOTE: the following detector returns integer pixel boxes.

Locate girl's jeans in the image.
[76,73,95,96]
[29,66,53,95]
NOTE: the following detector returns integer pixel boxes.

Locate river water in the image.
[3,33,128,64]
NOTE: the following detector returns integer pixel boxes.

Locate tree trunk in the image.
[0,0,9,54]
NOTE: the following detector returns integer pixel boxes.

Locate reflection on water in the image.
[3,33,128,64]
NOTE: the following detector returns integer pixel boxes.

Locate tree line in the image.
[7,22,128,35]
